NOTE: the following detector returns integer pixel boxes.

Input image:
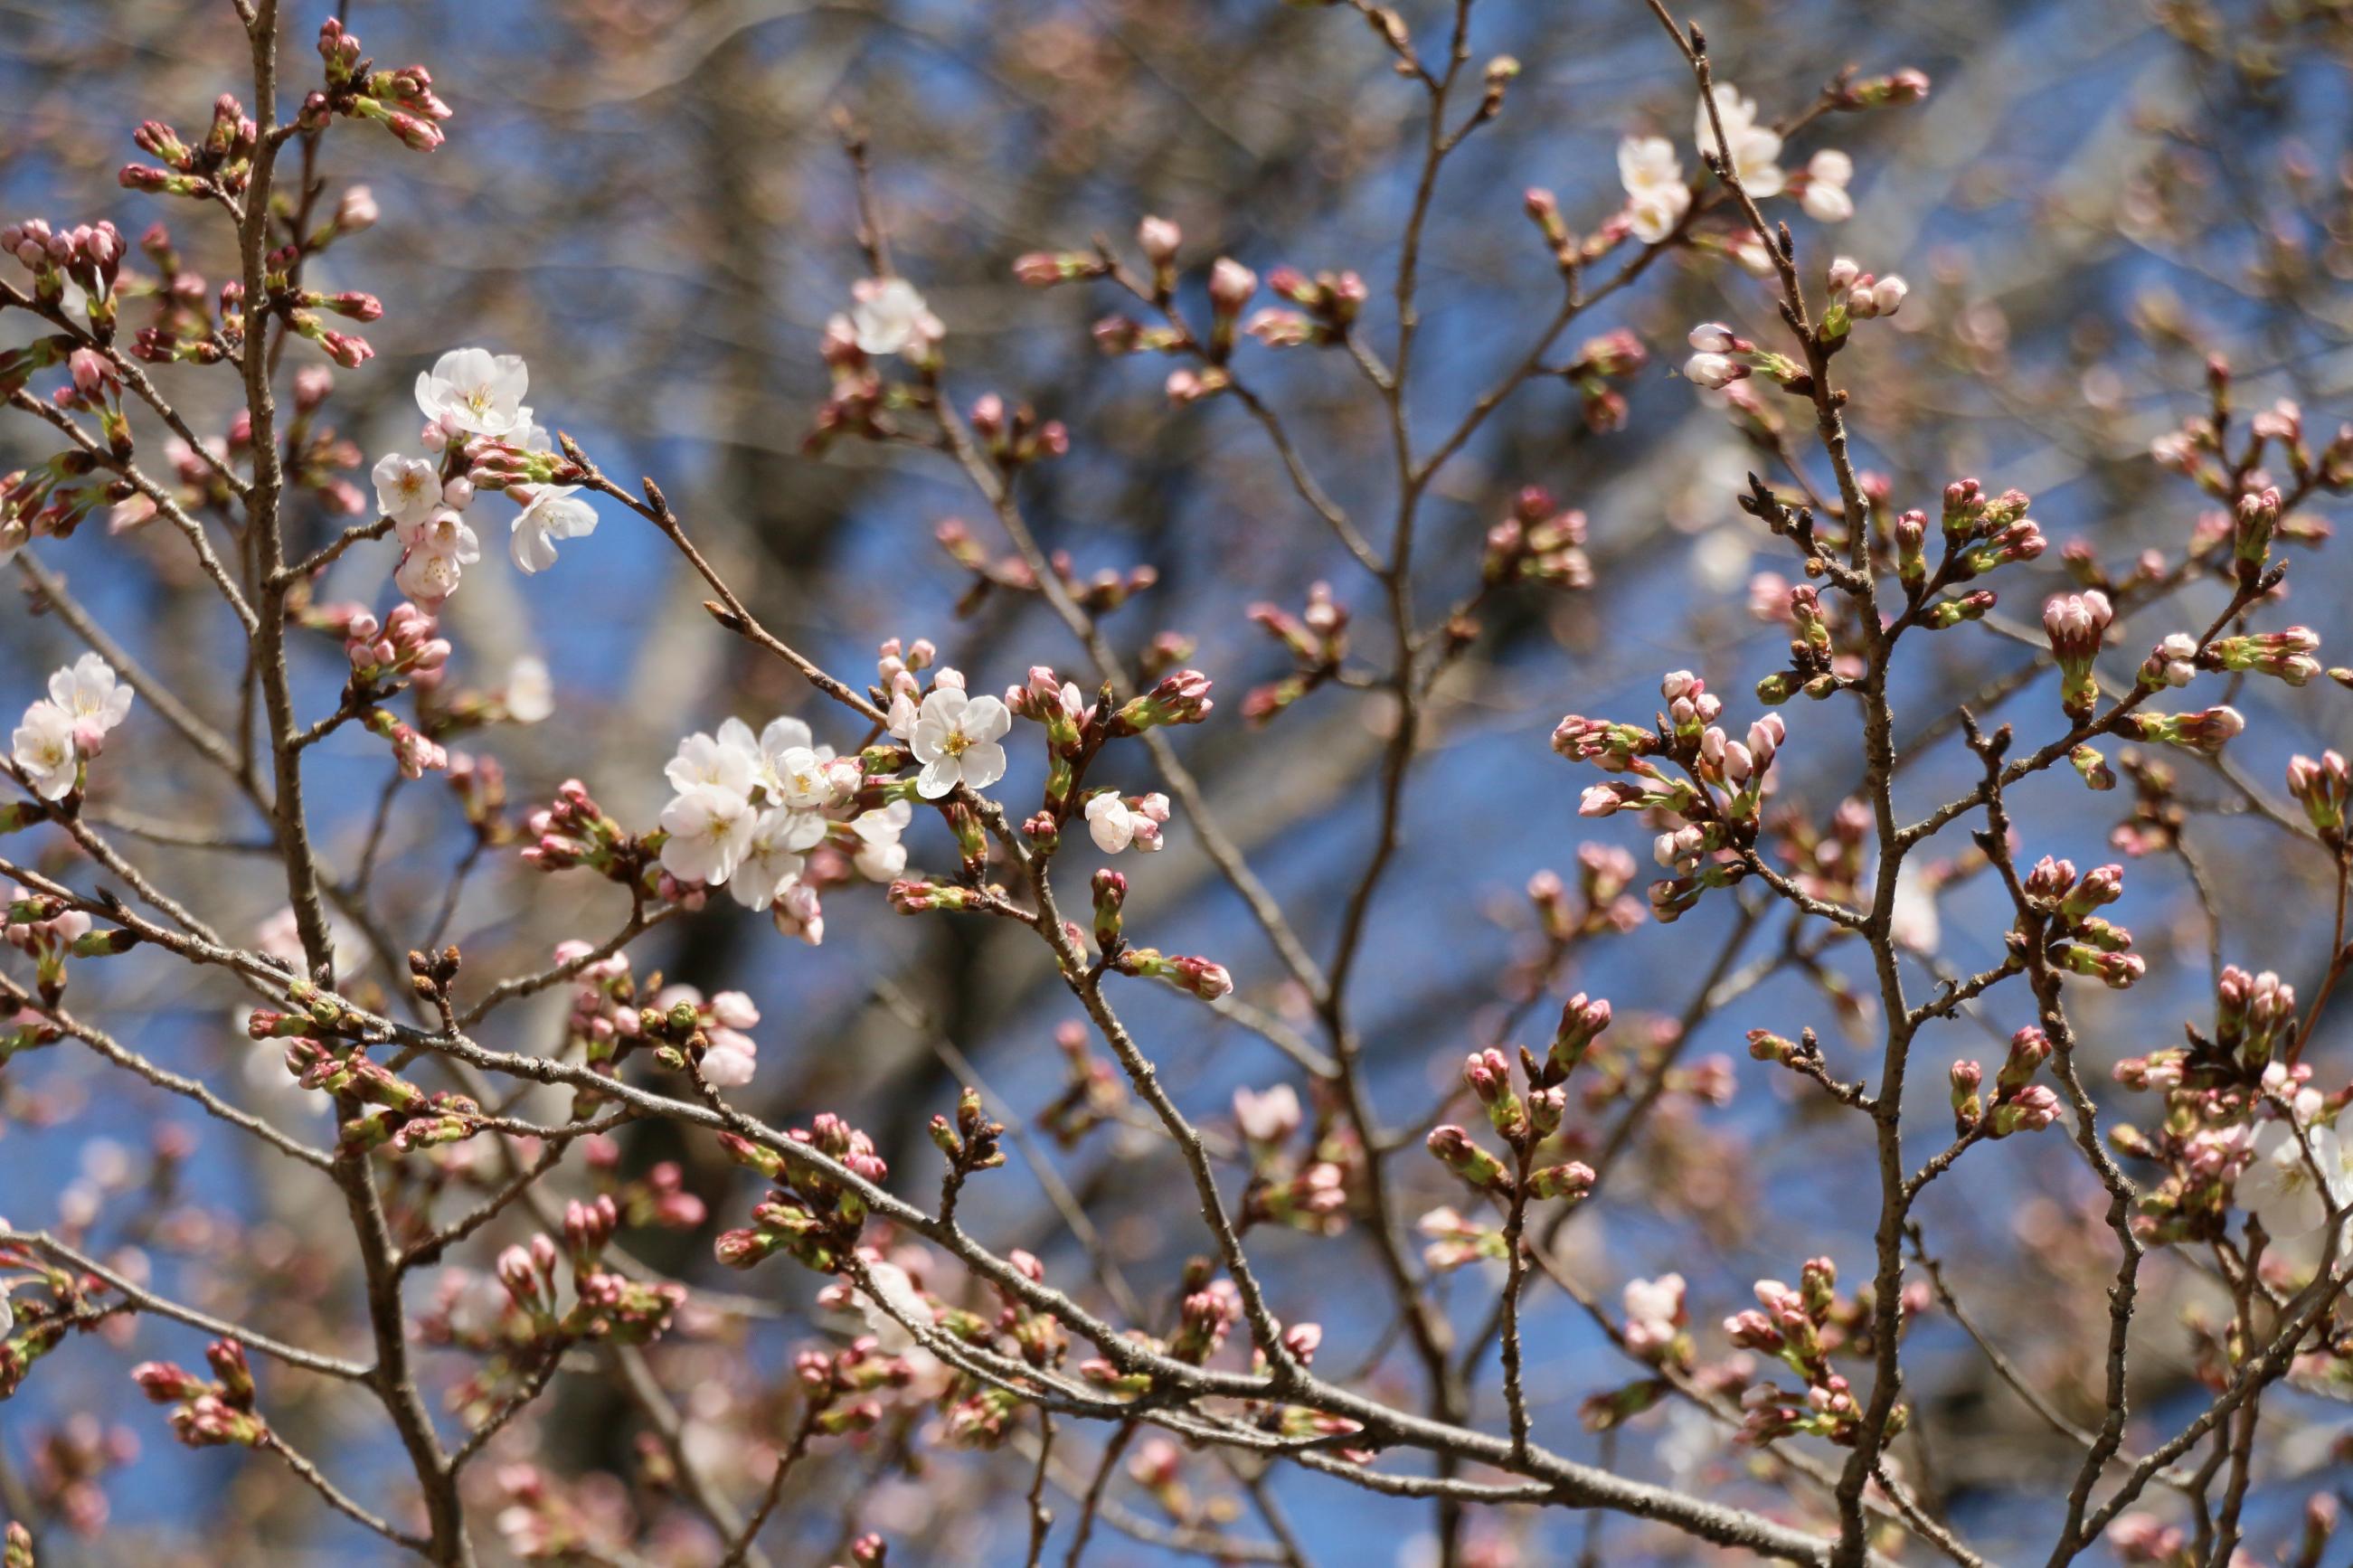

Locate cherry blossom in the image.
[11,700,79,800]
[848,277,940,358]
[372,452,440,529]
[850,802,912,881]
[729,807,826,910]
[505,657,553,723]
[1694,84,1783,197]
[2235,1120,2353,1241]
[909,685,1011,798]
[666,726,760,798]
[414,346,531,438]
[1799,148,1854,222]
[1084,790,1169,854]
[509,485,597,573]
[1617,135,1690,243]
[47,653,134,751]
[657,782,757,886]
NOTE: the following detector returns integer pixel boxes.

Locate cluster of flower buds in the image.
[492,1464,647,1561]
[2016,857,2144,988]
[1923,478,2044,591]
[968,392,1067,470]
[489,1203,686,1349]
[564,1140,708,1234]
[619,986,765,1089]
[1561,671,1787,923]
[1556,329,1648,432]
[1819,256,1907,336]
[0,1243,90,1398]
[1106,668,1214,735]
[931,1085,1007,1196]
[1525,848,1646,945]
[279,1037,484,1152]
[1112,943,1233,1000]
[313,19,452,152]
[1948,1027,2062,1138]
[1682,322,1800,392]
[1425,997,1609,1206]
[0,446,118,563]
[2116,704,2244,758]
[1243,266,1367,350]
[713,1114,887,1273]
[131,1341,267,1449]
[2289,751,2353,845]
[1829,68,1932,110]
[2234,483,2280,585]
[2105,969,2334,1243]
[118,94,260,203]
[1480,486,1592,589]
[363,707,446,781]
[1038,1021,1129,1148]
[933,519,1156,616]
[1721,1259,1904,1447]
[808,278,941,448]
[521,779,647,887]
[1243,582,1349,723]
[2043,590,2112,721]
[789,1334,921,1440]
[5,891,108,1007]
[1754,583,1855,701]
[1001,665,1095,824]
[1416,1204,1506,1271]
[2204,626,2322,686]
[1233,1084,1356,1234]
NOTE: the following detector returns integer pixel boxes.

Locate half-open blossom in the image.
[1694,84,1783,197]
[509,486,597,573]
[658,782,756,887]
[414,346,530,438]
[1234,1083,1301,1147]
[850,802,912,881]
[1617,136,1690,243]
[849,278,940,358]
[372,452,439,529]
[11,700,78,800]
[1799,148,1853,222]
[910,686,1011,798]
[1084,790,1170,854]
[701,1025,758,1087]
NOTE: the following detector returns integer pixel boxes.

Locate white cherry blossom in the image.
[657,782,757,886]
[851,801,912,882]
[11,700,78,800]
[414,346,530,438]
[509,485,597,574]
[1694,84,1783,198]
[1617,135,1690,243]
[372,452,440,529]
[849,278,941,358]
[1800,148,1854,222]
[666,728,760,798]
[505,656,553,723]
[2235,1119,2353,1240]
[729,807,827,911]
[46,654,133,745]
[910,686,1010,798]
